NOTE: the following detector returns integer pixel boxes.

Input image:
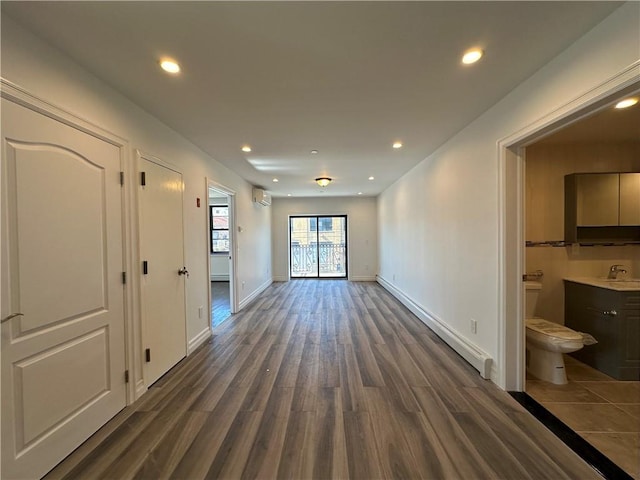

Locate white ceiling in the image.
[2,1,624,197]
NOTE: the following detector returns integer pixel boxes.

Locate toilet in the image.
[525,281,584,385]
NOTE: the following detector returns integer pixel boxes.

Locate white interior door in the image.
[1,98,127,479]
[139,155,187,386]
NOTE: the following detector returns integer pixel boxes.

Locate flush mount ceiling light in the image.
[368,176,375,180]
[159,58,181,74]
[272,178,279,183]
[462,48,483,65]
[315,177,332,187]
[310,149,319,154]
[392,141,403,149]
[241,145,252,153]
[615,97,638,109]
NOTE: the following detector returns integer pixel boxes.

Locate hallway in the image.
[44,281,599,479]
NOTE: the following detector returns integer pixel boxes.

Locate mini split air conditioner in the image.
[252,188,272,206]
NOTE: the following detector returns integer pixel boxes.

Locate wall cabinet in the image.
[564,280,640,380]
[565,172,640,243]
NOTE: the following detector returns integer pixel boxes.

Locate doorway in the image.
[501,79,640,479]
[289,215,347,278]
[208,183,235,327]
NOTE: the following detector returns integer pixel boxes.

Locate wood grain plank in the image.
[131,411,209,480]
[240,388,294,479]
[42,280,606,480]
[338,343,367,412]
[343,411,385,479]
[170,386,250,479]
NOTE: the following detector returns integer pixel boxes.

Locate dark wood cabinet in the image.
[564,280,640,380]
[564,173,640,244]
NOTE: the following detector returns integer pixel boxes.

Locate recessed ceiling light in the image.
[358,192,363,195]
[615,97,638,109]
[272,178,279,183]
[310,149,319,154]
[287,193,292,197]
[368,176,375,181]
[392,142,403,149]
[160,58,181,74]
[462,48,483,65]
[241,145,252,153]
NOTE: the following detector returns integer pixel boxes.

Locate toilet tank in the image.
[524,281,542,318]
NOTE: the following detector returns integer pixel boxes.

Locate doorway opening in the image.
[207,183,236,327]
[501,78,640,479]
[289,215,347,278]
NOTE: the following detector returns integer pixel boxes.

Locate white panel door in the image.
[1,99,126,479]
[139,156,187,386]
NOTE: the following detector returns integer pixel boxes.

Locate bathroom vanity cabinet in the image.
[564,172,640,244]
[564,280,640,380]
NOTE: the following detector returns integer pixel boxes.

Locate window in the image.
[309,217,333,232]
[210,205,229,253]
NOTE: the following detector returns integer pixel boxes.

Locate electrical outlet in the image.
[393,274,396,282]
[242,281,245,290]
[470,318,477,334]
[198,306,203,319]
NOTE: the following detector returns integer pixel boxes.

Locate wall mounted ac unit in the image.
[252,188,272,206]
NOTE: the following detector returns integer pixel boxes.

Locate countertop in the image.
[564,277,640,292]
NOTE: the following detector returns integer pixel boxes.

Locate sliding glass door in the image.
[289,215,347,278]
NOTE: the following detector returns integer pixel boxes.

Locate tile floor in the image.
[527,355,640,479]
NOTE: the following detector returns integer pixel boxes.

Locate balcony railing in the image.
[291,243,346,277]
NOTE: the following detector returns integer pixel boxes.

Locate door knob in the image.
[178,267,189,278]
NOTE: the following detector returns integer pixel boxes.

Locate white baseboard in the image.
[239,278,273,310]
[350,275,377,281]
[210,275,230,281]
[377,275,493,380]
[188,326,212,355]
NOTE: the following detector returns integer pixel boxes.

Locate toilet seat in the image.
[525,318,584,352]
[525,318,583,341]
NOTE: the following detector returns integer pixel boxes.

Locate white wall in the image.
[1,16,272,390]
[271,196,377,281]
[377,3,639,384]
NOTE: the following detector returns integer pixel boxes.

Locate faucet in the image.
[607,264,627,279]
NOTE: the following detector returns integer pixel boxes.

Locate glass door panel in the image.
[290,217,318,278]
[289,215,347,278]
[318,216,346,278]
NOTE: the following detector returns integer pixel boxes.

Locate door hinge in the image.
[141,171,146,186]
[145,348,151,362]
[122,272,127,284]
[125,370,129,383]
[142,260,148,275]
[119,171,125,186]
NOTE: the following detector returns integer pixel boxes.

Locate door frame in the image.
[206,179,238,324]
[288,215,348,279]
[497,64,640,391]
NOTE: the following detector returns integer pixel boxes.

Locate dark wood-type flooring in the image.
[45,280,600,479]
[212,281,231,327]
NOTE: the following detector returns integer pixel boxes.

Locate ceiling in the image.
[2,1,625,197]
[535,100,640,145]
